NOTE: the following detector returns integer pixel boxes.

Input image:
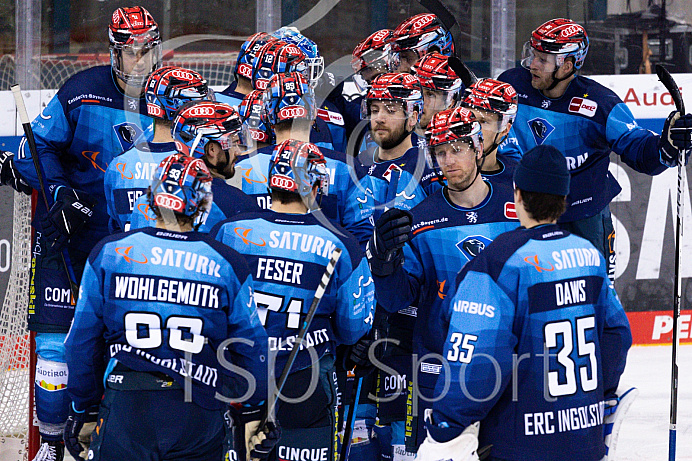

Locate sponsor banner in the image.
[626,310,692,345]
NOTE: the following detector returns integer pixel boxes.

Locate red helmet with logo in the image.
[145,66,211,121]
[425,107,483,153]
[363,72,424,122]
[351,29,394,74]
[233,32,279,81]
[172,101,244,159]
[108,6,161,84]
[411,52,462,108]
[522,18,589,70]
[391,14,454,59]
[149,153,213,220]
[461,78,518,130]
[238,90,275,144]
[251,40,308,91]
[268,139,329,197]
[264,72,316,126]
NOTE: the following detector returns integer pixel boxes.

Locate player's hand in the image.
[366,208,412,277]
[63,403,87,461]
[660,111,692,167]
[40,187,95,251]
[0,150,32,195]
[417,411,480,461]
[343,335,376,377]
[247,420,281,460]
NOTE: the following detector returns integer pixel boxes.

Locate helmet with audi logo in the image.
[522,18,589,70]
[425,106,483,154]
[171,101,244,159]
[390,13,454,59]
[264,72,316,126]
[461,78,518,131]
[268,139,329,198]
[362,72,424,122]
[108,6,161,85]
[238,89,275,144]
[411,52,463,109]
[351,29,394,91]
[149,153,213,220]
[145,66,212,121]
[233,32,279,81]
[251,40,308,91]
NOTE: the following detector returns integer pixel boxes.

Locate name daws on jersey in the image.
[268,328,330,352]
[150,246,222,277]
[552,247,601,270]
[268,231,338,259]
[524,401,604,436]
[109,344,218,387]
[113,274,220,309]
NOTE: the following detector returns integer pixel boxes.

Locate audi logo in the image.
[270,176,296,190]
[256,79,269,90]
[155,193,184,212]
[238,64,253,79]
[185,106,216,117]
[412,14,434,30]
[170,70,195,81]
[250,130,269,142]
[279,106,307,119]
[561,25,581,37]
[147,103,164,117]
[373,30,389,42]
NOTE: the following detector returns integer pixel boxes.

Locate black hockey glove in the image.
[0,150,32,195]
[247,420,282,460]
[366,208,413,277]
[40,187,95,251]
[227,404,281,461]
[343,336,377,377]
[660,111,692,167]
[63,403,87,461]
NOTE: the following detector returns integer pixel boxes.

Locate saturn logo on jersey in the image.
[81,151,106,173]
[137,203,155,221]
[437,280,447,300]
[116,162,134,180]
[234,227,267,246]
[456,235,492,262]
[527,117,555,146]
[115,246,148,264]
[524,254,555,272]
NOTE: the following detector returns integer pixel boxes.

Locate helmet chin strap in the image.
[545,64,576,92]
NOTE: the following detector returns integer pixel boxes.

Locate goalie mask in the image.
[109,6,162,86]
[251,40,308,91]
[268,139,329,198]
[271,27,324,87]
[145,66,212,121]
[149,153,213,220]
[264,72,316,126]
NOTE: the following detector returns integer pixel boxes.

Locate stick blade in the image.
[656,64,685,113]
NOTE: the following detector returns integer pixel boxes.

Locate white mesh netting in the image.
[0,192,32,461]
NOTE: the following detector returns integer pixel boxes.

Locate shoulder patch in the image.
[568,97,598,117]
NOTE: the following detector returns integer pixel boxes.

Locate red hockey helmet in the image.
[268,139,329,197]
[238,90,275,144]
[411,52,462,108]
[145,66,212,121]
[149,153,213,220]
[461,78,518,131]
[522,18,589,70]
[264,72,316,126]
[351,29,394,91]
[233,32,279,81]
[362,72,424,122]
[425,107,483,154]
[251,41,308,91]
[391,13,454,70]
[108,6,161,85]
[172,101,244,159]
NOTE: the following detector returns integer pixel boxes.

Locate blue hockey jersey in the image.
[210,210,374,374]
[497,67,667,222]
[65,227,268,411]
[429,224,631,460]
[104,140,177,233]
[129,178,259,233]
[481,153,518,189]
[235,145,374,246]
[215,81,245,108]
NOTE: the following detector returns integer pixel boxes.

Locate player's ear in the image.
[406,110,418,131]
[559,58,575,78]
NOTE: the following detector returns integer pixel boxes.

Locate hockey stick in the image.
[655,64,685,461]
[11,84,79,301]
[416,0,477,87]
[339,371,363,461]
[261,247,343,429]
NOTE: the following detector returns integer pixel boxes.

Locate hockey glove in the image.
[660,111,692,167]
[247,420,281,461]
[603,387,639,461]
[366,208,412,277]
[40,187,95,251]
[0,150,32,195]
[417,410,480,461]
[342,335,376,377]
[64,403,87,461]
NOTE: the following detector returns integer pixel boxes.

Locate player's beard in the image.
[373,121,409,150]
[530,70,553,91]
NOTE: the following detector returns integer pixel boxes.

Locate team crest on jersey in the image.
[527,117,555,145]
[465,211,478,223]
[456,235,492,261]
[113,122,144,151]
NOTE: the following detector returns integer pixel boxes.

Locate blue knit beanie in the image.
[513,145,570,196]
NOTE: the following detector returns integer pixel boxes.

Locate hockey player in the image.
[368,108,520,455]
[0,150,32,195]
[416,144,632,461]
[459,78,520,186]
[390,14,454,73]
[238,89,275,152]
[210,139,375,461]
[13,7,161,458]
[234,71,373,246]
[104,65,211,232]
[129,101,258,232]
[410,52,463,132]
[497,18,692,276]
[63,154,276,461]
[215,32,278,108]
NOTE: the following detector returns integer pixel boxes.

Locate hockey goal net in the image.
[0,51,237,461]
